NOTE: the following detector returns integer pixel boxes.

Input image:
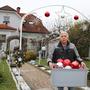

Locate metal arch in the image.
[29,5,89,20]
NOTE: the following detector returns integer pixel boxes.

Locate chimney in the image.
[17,7,20,14]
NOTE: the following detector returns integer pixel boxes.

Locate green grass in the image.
[35,59,50,69]
[84,60,90,70]
[0,59,17,90]
[36,59,48,65]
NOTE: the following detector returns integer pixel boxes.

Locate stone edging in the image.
[7,60,31,90]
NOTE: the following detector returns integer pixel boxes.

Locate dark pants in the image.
[58,87,75,90]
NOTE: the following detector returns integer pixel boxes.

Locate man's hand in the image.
[81,62,87,69]
[49,62,58,69]
[49,62,54,69]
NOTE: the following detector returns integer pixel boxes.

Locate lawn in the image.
[35,59,50,69]
[36,59,48,66]
[0,59,17,90]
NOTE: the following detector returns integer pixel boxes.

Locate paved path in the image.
[20,63,55,90]
[20,63,88,90]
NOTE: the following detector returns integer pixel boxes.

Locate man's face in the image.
[60,33,68,44]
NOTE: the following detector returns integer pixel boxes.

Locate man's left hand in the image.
[81,62,87,69]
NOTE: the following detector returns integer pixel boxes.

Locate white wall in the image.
[0,29,19,38]
[22,33,45,40]
[0,10,21,28]
[0,29,19,51]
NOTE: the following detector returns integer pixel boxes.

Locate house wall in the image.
[0,9,48,53]
[0,29,19,38]
[0,11,21,28]
[23,32,47,52]
[0,29,19,51]
[0,10,20,51]
[22,33,45,40]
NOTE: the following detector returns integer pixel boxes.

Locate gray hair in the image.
[59,31,69,38]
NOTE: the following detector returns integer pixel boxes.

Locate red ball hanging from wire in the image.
[74,15,79,20]
[44,11,50,17]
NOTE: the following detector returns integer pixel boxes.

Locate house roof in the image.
[0,24,16,30]
[23,24,49,34]
[0,5,16,12]
[22,14,49,34]
[0,5,25,16]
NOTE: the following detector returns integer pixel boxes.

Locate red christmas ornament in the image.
[71,61,80,69]
[57,59,64,63]
[74,15,79,20]
[63,59,71,67]
[44,11,50,17]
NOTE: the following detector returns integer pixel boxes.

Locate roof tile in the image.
[0,5,16,11]
[0,24,16,30]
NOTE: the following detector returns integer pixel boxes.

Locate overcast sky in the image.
[0,0,90,18]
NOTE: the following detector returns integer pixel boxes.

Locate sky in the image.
[0,0,90,19]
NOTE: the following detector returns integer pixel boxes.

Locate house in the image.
[0,5,49,53]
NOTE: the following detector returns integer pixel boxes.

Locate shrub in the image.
[69,22,90,58]
[24,51,37,62]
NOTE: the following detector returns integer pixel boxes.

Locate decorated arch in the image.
[7,35,27,51]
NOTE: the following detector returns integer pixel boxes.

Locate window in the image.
[0,34,6,42]
[3,16,10,24]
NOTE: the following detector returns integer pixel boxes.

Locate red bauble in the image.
[71,61,80,69]
[44,11,50,17]
[57,59,64,63]
[63,59,71,67]
[74,15,79,20]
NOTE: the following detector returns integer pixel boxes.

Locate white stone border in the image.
[6,60,31,90]
[6,60,21,90]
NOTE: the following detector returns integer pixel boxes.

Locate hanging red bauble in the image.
[44,11,50,17]
[74,15,79,20]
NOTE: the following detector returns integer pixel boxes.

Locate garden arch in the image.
[7,35,27,51]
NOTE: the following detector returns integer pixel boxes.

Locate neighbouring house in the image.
[0,5,49,53]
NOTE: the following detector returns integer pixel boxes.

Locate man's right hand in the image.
[49,62,57,69]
